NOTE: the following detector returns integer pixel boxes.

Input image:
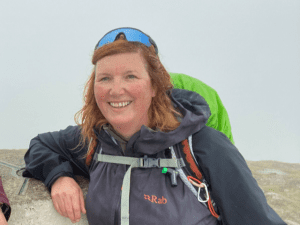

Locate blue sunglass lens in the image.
[96,28,152,49]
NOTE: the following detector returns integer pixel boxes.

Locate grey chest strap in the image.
[97,151,185,225]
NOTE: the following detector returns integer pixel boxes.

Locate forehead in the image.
[95,52,147,73]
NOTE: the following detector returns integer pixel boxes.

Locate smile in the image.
[109,101,132,108]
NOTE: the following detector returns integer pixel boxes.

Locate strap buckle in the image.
[143,155,160,167]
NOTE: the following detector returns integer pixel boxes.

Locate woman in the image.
[23,28,285,225]
[0,176,10,225]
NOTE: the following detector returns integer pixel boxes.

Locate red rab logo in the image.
[144,194,167,204]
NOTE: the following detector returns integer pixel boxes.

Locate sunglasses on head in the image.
[94,27,158,55]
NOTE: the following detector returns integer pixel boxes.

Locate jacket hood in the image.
[96,89,211,156]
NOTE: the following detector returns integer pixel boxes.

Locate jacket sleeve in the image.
[23,125,90,193]
[0,177,11,221]
[170,72,234,144]
[192,126,286,225]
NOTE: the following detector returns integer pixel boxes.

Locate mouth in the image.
[108,101,132,108]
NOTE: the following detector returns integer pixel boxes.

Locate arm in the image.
[24,125,89,193]
[24,126,89,223]
[192,126,286,225]
[170,72,234,144]
[0,209,8,225]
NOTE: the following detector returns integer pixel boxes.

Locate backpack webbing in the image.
[181,138,220,220]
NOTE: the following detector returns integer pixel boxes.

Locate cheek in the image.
[94,85,106,102]
[133,81,154,97]
[134,85,155,109]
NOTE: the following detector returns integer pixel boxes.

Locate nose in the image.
[109,79,126,96]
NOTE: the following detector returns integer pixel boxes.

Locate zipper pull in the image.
[162,167,179,186]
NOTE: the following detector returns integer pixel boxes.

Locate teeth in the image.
[110,101,131,108]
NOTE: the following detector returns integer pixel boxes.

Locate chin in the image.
[109,119,135,128]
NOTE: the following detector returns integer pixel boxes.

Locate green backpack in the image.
[170,72,234,144]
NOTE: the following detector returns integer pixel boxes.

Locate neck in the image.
[111,123,143,140]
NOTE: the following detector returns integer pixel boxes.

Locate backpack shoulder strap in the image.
[181,137,202,181]
[179,135,221,221]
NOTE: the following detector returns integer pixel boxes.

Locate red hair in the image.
[74,37,182,166]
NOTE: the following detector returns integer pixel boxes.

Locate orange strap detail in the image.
[181,139,202,180]
[208,199,220,219]
[187,176,205,188]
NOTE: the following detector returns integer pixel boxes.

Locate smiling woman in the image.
[76,33,183,164]
[23,27,286,225]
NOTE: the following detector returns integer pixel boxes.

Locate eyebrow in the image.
[97,70,138,76]
[124,70,138,74]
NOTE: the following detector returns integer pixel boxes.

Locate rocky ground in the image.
[245,160,300,225]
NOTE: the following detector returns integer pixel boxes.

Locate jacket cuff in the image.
[44,161,75,193]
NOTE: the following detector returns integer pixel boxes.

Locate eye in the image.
[127,75,137,79]
[100,77,109,81]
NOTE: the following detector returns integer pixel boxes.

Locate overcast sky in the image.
[0,0,299,163]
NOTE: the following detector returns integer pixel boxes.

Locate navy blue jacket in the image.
[23,89,286,225]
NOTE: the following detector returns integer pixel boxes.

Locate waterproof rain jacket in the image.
[23,89,286,225]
